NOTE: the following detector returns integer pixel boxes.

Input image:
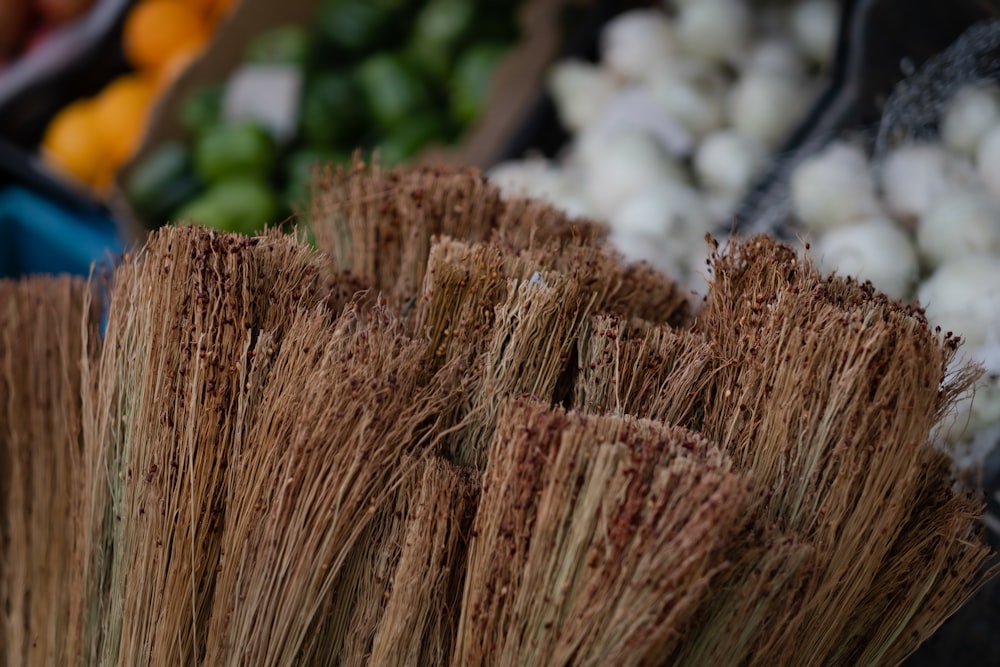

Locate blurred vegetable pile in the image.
[490,0,836,293]
[38,0,234,191]
[125,0,520,233]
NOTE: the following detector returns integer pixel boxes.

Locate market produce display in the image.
[37,0,233,191]
[123,0,520,233]
[489,0,836,293]
[489,2,1000,475]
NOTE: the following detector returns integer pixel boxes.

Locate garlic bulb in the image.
[601,9,677,82]
[975,123,1000,199]
[940,84,1000,157]
[644,66,726,140]
[488,159,564,200]
[812,219,918,300]
[578,129,685,219]
[916,189,1000,267]
[790,141,884,231]
[743,38,807,78]
[880,143,978,221]
[727,71,811,147]
[608,193,713,294]
[547,61,618,133]
[918,256,1000,348]
[694,130,767,196]
[789,0,837,66]
[675,0,751,64]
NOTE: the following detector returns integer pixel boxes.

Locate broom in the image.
[0,277,98,666]
[2,161,994,665]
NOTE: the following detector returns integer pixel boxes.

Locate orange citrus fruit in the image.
[190,0,237,23]
[92,73,156,165]
[155,42,202,91]
[123,0,209,72]
[41,98,108,188]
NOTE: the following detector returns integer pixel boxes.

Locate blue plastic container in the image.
[0,139,124,279]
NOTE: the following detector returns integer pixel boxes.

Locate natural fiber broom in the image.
[77,228,331,665]
[452,399,752,667]
[2,161,992,666]
[0,277,97,666]
[573,236,992,665]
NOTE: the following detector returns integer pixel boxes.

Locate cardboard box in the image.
[111,0,591,241]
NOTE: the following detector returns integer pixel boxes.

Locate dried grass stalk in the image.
[453,399,751,667]
[307,463,421,663]
[663,237,993,665]
[310,160,690,328]
[575,314,712,422]
[310,160,504,307]
[79,227,328,665]
[205,304,455,665]
[515,237,690,327]
[0,277,97,666]
[708,239,986,661]
[368,458,478,666]
[414,237,595,467]
[673,530,819,666]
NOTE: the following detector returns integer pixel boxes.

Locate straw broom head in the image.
[0,276,98,666]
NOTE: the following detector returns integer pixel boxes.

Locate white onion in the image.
[644,66,726,140]
[743,38,807,78]
[600,9,677,82]
[694,130,767,196]
[608,230,679,276]
[790,141,884,231]
[975,124,1000,199]
[880,143,979,221]
[938,373,1000,446]
[608,183,712,273]
[941,84,1000,157]
[789,0,838,66]
[609,182,712,243]
[727,71,811,147]
[488,159,564,200]
[916,189,1000,267]
[812,219,918,300]
[578,129,686,219]
[547,61,618,133]
[917,255,1000,347]
[675,0,751,64]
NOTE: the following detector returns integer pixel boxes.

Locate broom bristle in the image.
[1,277,96,666]
[568,234,993,664]
[453,400,751,667]
[204,303,456,665]
[368,458,479,666]
[79,227,329,665]
[0,164,982,667]
[308,159,690,328]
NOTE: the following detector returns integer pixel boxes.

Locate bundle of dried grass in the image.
[0,277,97,666]
[574,314,712,422]
[571,235,993,665]
[204,304,456,665]
[77,227,329,665]
[453,400,751,667]
[2,163,982,667]
[308,159,690,327]
[368,459,478,665]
